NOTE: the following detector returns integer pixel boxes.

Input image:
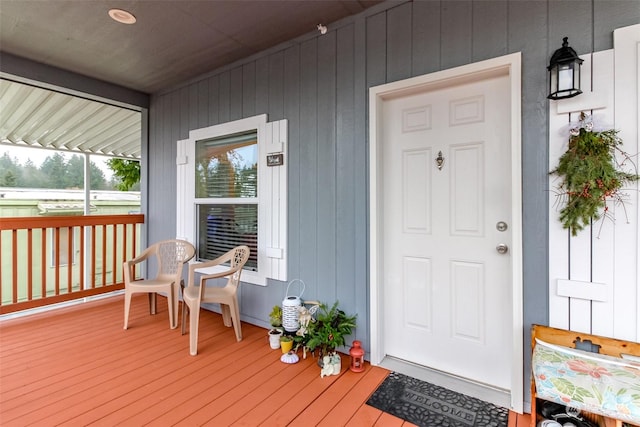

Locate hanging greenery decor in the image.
[550,113,639,236]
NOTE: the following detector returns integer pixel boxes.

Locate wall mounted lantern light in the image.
[547,37,583,100]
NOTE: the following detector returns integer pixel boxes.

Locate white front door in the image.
[381,73,512,392]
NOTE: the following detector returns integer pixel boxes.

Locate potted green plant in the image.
[280,334,294,353]
[304,301,356,375]
[268,305,283,349]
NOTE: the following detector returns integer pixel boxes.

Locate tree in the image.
[66,155,108,190]
[66,155,85,188]
[40,153,69,188]
[107,158,140,191]
[0,153,21,187]
[0,150,134,191]
[1,170,17,186]
[89,162,108,190]
[22,159,46,188]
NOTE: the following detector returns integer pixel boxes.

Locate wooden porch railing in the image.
[0,214,144,314]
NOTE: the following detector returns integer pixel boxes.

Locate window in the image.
[176,115,287,285]
[195,131,258,270]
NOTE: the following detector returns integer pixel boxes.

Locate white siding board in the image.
[590,50,616,337]
[568,206,592,333]
[264,120,288,281]
[548,100,570,331]
[613,25,640,341]
[548,39,639,341]
[277,119,288,280]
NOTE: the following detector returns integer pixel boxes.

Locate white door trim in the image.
[368,52,524,413]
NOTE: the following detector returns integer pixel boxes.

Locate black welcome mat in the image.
[366,372,509,427]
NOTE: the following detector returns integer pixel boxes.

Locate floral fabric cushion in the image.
[532,338,640,425]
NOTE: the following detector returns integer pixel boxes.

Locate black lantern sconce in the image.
[547,37,583,100]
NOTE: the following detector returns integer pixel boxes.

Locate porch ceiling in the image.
[0,0,384,94]
[0,1,384,160]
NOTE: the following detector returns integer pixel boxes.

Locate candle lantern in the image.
[349,340,365,373]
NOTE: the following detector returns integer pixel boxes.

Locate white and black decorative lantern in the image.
[547,37,583,100]
[282,279,305,332]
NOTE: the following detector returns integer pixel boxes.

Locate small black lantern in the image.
[547,37,583,100]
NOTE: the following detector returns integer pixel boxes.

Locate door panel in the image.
[451,142,484,235]
[382,74,511,390]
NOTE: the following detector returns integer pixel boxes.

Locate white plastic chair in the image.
[123,239,195,330]
[181,245,250,355]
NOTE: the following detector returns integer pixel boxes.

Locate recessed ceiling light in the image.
[108,8,136,25]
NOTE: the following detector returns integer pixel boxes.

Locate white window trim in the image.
[176,114,287,286]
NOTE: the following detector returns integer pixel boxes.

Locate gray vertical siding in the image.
[387,2,413,82]
[411,1,441,76]
[316,31,337,305]
[147,0,639,404]
[353,16,368,340]
[284,45,301,281]
[472,1,508,61]
[299,37,319,305]
[507,0,549,400]
[336,24,357,319]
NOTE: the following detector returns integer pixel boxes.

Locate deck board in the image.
[0,294,531,426]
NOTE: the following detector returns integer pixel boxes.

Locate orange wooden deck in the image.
[0,294,530,426]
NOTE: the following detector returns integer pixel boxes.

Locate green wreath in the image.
[550,114,639,236]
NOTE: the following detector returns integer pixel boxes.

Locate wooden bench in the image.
[530,324,640,427]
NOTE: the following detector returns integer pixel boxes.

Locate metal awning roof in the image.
[0,78,141,159]
[38,202,97,215]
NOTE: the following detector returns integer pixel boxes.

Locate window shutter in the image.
[176,138,192,241]
[263,119,287,281]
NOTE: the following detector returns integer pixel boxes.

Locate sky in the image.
[1,145,113,180]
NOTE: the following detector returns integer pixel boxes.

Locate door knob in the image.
[496,243,508,254]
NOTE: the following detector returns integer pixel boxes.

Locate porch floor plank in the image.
[346,404,386,426]
[0,294,531,426]
[375,412,409,426]
[317,365,391,427]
